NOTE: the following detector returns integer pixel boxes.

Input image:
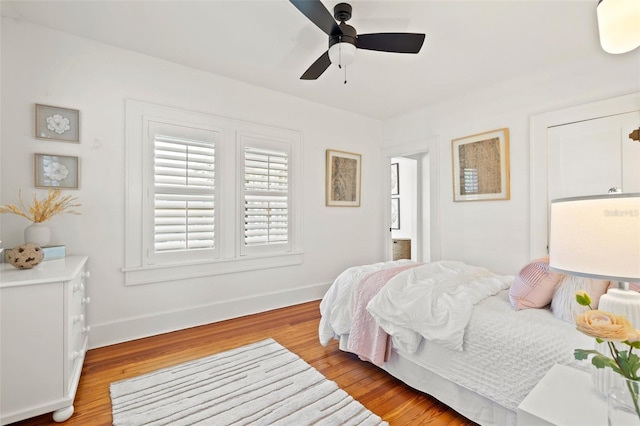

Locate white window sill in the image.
[122,252,304,286]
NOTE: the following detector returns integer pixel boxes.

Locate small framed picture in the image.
[34,153,79,189]
[326,149,361,207]
[391,162,399,195]
[452,128,510,202]
[391,197,400,230]
[35,104,80,142]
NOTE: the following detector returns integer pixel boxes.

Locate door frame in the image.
[382,137,441,263]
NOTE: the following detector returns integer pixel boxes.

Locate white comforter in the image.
[318,259,416,346]
[367,261,512,352]
[320,260,511,352]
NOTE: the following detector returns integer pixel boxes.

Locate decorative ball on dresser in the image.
[7,243,44,269]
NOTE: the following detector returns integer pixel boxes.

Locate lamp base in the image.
[592,288,640,397]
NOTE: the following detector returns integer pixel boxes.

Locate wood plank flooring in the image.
[9,300,477,426]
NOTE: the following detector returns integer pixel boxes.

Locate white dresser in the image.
[0,255,90,424]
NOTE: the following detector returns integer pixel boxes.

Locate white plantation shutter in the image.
[243,146,289,249]
[153,127,216,255]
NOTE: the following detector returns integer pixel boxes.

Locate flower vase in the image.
[24,222,50,246]
[609,378,640,425]
[593,288,640,396]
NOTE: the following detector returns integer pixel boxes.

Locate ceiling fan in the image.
[290,0,426,80]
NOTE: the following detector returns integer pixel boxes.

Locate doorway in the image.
[389,152,430,262]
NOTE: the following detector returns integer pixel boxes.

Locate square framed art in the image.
[452,128,510,202]
[35,104,80,142]
[34,153,79,189]
[326,149,361,207]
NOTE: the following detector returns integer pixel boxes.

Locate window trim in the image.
[123,100,303,286]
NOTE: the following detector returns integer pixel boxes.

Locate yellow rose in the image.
[575,310,637,342]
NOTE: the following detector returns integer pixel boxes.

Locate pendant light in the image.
[597,0,640,54]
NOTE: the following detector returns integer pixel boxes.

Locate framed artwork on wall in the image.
[326,149,361,207]
[391,197,400,230]
[391,162,399,195]
[35,104,80,142]
[34,153,79,189]
[452,128,510,202]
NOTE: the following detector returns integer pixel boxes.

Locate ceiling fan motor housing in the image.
[329,23,357,49]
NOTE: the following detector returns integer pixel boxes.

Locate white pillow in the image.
[551,275,610,323]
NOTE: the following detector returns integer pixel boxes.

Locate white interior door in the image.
[548,112,640,201]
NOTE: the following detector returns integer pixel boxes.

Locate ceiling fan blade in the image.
[290,0,342,36]
[357,33,426,53]
[300,51,331,80]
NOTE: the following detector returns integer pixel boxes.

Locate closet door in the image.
[547,111,640,201]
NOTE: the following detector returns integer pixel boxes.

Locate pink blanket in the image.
[347,263,422,366]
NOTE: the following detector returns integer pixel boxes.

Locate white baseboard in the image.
[88,281,332,349]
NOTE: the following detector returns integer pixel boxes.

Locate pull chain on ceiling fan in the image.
[289,0,426,81]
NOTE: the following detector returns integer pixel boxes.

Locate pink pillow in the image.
[509,257,564,310]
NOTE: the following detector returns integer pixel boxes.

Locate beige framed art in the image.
[452,128,510,202]
[326,149,361,207]
[34,153,79,189]
[35,104,80,143]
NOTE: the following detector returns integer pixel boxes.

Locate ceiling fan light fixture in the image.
[328,42,356,66]
[597,0,640,54]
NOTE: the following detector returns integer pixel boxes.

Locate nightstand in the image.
[517,364,607,426]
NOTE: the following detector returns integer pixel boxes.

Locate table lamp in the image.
[549,192,640,395]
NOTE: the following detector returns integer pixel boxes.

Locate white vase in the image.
[24,222,50,246]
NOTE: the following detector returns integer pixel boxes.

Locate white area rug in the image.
[110,338,387,425]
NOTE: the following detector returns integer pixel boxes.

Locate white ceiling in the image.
[1,0,606,119]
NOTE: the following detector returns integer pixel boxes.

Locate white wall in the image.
[383,52,640,275]
[0,18,384,348]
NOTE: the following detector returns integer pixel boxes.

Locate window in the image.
[241,138,291,256]
[149,121,217,264]
[124,101,302,285]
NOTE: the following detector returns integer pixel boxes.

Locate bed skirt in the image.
[338,335,516,426]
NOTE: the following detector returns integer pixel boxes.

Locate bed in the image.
[319,259,598,426]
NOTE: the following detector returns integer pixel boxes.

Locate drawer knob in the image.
[73,314,85,324]
[82,326,91,334]
[82,297,91,305]
[73,283,85,293]
[82,271,91,279]
[71,350,85,360]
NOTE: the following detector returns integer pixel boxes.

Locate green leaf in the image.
[628,341,640,350]
[575,349,604,361]
[591,354,618,370]
[611,350,640,378]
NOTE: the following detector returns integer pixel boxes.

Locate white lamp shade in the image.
[549,193,640,282]
[328,42,356,66]
[597,0,640,54]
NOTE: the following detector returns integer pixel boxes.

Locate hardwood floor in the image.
[10,301,477,426]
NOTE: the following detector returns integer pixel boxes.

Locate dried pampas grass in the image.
[0,189,81,223]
